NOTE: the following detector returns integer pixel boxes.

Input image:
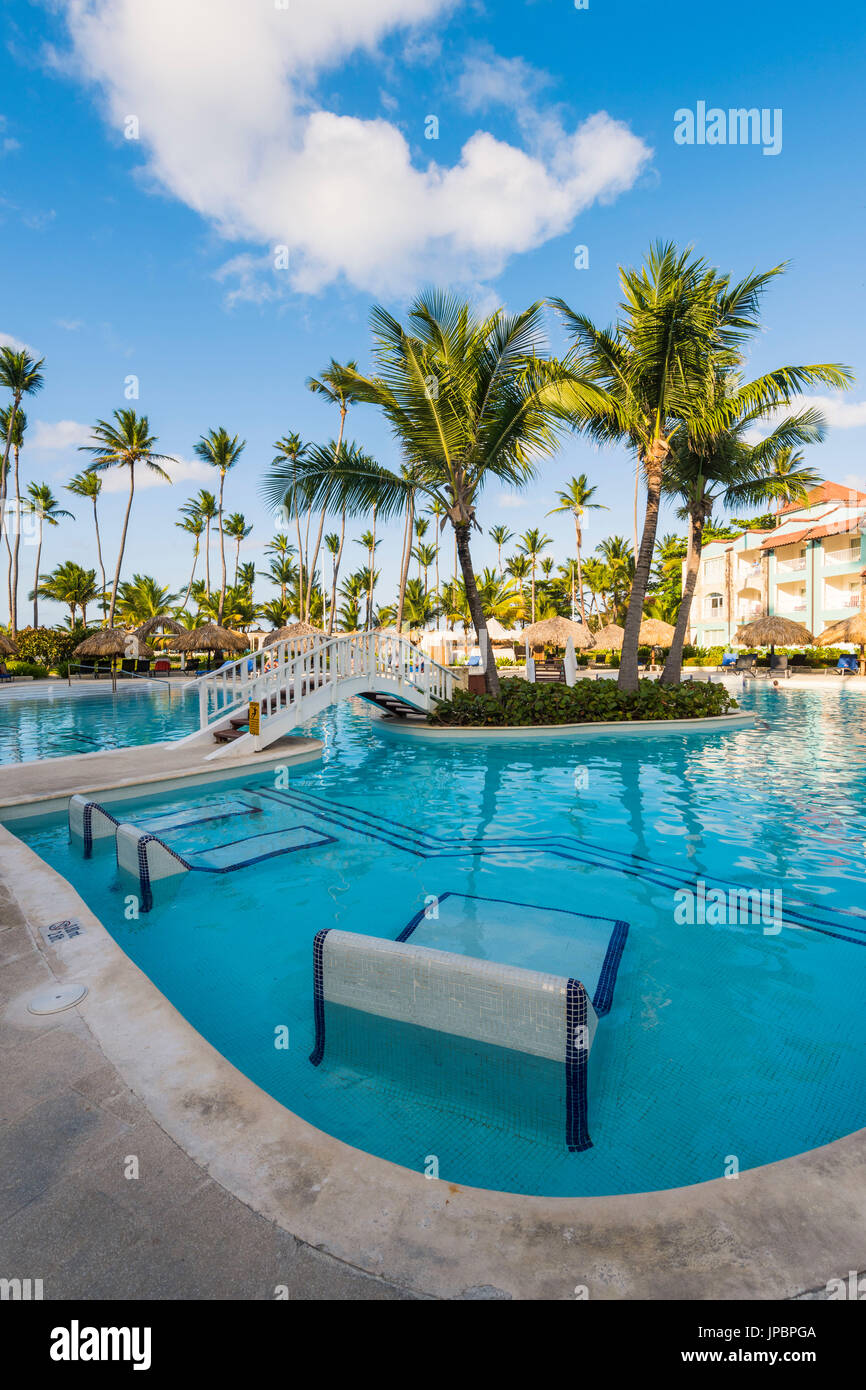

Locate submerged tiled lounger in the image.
[309,928,598,1151]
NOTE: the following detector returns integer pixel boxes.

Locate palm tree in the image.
[26,484,73,626]
[266,293,578,694]
[0,348,44,549]
[337,571,366,631]
[306,360,360,621]
[79,410,174,626]
[355,529,380,629]
[505,553,531,624]
[176,502,205,612]
[193,428,245,623]
[33,560,98,628]
[551,242,851,689]
[260,597,292,629]
[66,471,108,622]
[224,512,253,585]
[659,397,825,683]
[258,553,298,608]
[413,540,438,591]
[0,405,25,635]
[270,434,308,611]
[489,524,513,577]
[238,560,257,597]
[191,490,218,596]
[116,574,180,626]
[547,474,606,624]
[595,535,635,624]
[517,528,552,623]
[324,532,340,632]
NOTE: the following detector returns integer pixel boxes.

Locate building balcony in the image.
[823,547,862,567]
[737,603,764,621]
[777,601,807,614]
[776,557,807,574]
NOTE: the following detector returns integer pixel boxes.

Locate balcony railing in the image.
[737,604,764,621]
[776,557,807,573]
[823,547,862,566]
[777,601,807,614]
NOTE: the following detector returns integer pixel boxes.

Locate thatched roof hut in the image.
[591,623,625,651]
[734,616,813,652]
[172,624,248,654]
[815,614,866,647]
[522,616,594,650]
[134,616,187,646]
[638,618,675,646]
[0,633,19,658]
[74,628,155,659]
[263,622,324,647]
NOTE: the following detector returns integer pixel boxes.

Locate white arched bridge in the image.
[177,631,455,758]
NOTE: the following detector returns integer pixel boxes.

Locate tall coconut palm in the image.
[0,405,25,635]
[306,361,360,621]
[547,474,606,624]
[595,535,635,624]
[489,524,513,577]
[516,528,552,623]
[355,527,380,630]
[193,428,245,624]
[224,512,253,585]
[116,574,180,626]
[79,410,174,626]
[659,399,825,684]
[265,293,580,694]
[238,561,257,597]
[33,560,98,628]
[270,435,308,612]
[324,533,341,632]
[0,348,44,548]
[258,553,298,609]
[27,484,73,626]
[413,540,438,591]
[66,470,108,621]
[190,490,218,597]
[551,243,852,689]
[505,553,531,623]
[176,503,205,612]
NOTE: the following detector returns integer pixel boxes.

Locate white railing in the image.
[823,547,862,567]
[776,557,807,574]
[195,631,453,742]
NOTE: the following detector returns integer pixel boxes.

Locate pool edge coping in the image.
[3,824,865,1301]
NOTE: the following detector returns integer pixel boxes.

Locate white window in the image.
[704,556,724,579]
[705,592,724,617]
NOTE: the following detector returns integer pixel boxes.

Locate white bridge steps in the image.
[177,632,453,757]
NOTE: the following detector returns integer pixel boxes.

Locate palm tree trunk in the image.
[234,540,241,587]
[530,562,536,623]
[660,510,704,685]
[32,522,43,627]
[366,506,377,630]
[217,471,227,624]
[305,501,327,620]
[204,517,211,597]
[181,543,199,611]
[91,497,107,623]
[454,521,499,696]
[327,506,346,635]
[4,525,12,629]
[396,492,414,633]
[619,456,664,692]
[10,444,21,637]
[574,516,586,625]
[108,465,136,627]
[0,393,20,549]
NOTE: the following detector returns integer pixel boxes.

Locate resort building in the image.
[687,482,866,647]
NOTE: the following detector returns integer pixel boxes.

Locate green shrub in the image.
[428,677,738,727]
[15,625,94,671]
[5,660,50,677]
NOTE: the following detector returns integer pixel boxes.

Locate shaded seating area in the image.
[733,654,758,675]
[836,655,859,675]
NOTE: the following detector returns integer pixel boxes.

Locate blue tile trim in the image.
[309,928,331,1066]
[592,919,629,1017]
[248,785,866,947]
[565,978,591,1152]
[80,801,120,859]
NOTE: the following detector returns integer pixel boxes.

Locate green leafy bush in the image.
[428,677,738,727]
[5,661,50,677]
[15,626,94,671]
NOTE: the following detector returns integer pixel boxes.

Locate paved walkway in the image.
[0,875,421,1300]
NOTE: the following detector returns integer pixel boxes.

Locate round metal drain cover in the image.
[27,983,88,1015]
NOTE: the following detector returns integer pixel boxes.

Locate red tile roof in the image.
[761,510,865,549]
[781,481,866,514]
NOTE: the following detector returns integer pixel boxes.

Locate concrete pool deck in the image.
[1,820,865,1301]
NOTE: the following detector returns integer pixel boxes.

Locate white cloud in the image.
[0,331,36,353]
[97,453,213,493]
[54,0,651,296]
[795,394,866,429]
[30,419,92,451]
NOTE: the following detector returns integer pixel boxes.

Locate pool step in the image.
[359,691,428,721]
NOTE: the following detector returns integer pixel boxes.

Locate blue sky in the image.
[2,0,865,623]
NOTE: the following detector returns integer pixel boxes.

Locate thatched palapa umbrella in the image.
[734,616,813,658]
[591,623,625,651]
[134,615,187,648]
[73,628,155,690]
[522,616,594,650]
[263,622,323,647]
[172,624,248,667]
[815,610,866,674]
[638,618,675,646]
[0,633,19,658]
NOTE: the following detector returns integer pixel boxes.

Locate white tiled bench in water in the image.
[68,794,121,857]
[309,929,598,1151]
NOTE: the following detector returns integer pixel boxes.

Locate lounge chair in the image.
[120,658,136,674]
[153,659,171,675]
[718,653,737,670]
[467,654,481,667]
[0,662,13,682]
[733,655,757,677]
[535,658,565,684]
[769,654,791,679]
[836,655,858,675]
[185,659,200,674]
[135,658,150,674]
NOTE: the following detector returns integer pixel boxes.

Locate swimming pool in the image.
[0,683,200,763]
[12,684,866,1196]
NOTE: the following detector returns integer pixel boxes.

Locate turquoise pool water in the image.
[12,684,866,1196]
[0,683,199,763]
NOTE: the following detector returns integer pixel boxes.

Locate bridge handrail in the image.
[195,631,454,732]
